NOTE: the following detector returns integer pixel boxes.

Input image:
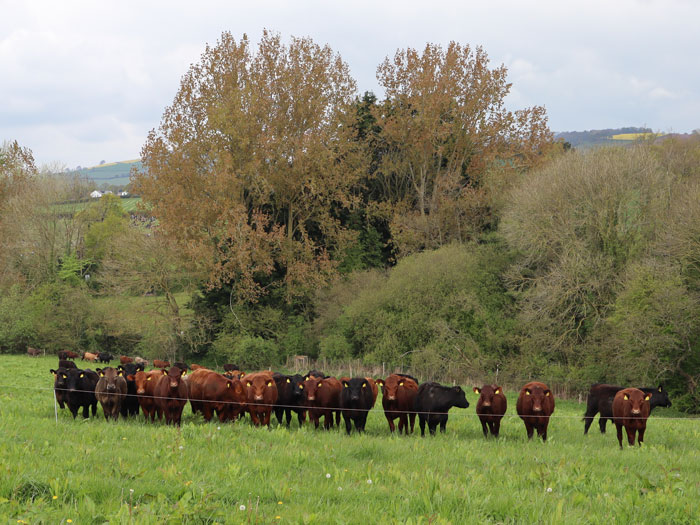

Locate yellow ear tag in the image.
[645,394,651,401]
[286,378,291,383]
[525,390,530,395]
[658,387,662,392]
[100,373,104,377]
[545,392,550,397]
[118,372,123,376]
[147,376,151,381]
[246,382,252,387]
[362,383,367,388]
[624,394,629,400]
[62,374,67,379]
[494,389,500,395]
[227,382,231,388]
[399,382,404,386]
[299,384,304,390]
[318,383,322,388]
[267,381,273,387]
[473,387,480,394]
[80,373,84,378]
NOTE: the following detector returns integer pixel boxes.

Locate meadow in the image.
[0,355,698,524]
[51,197,143,215]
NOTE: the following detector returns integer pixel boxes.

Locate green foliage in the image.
[317,242,516,381]
[0,354,696,523]
[213,334,280,370]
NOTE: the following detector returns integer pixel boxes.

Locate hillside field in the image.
[52,197,143,215]
[0,355,698,523]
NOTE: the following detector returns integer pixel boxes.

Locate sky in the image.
[1,0,698,168]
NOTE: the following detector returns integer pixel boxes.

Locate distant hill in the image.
[69,159,141,187]
[554,127,657,149]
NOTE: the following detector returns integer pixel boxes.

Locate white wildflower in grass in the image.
[338,487,343,491]
[239,505,246,511]
[326,473,331,478]
[367,479,373,485]
[546,487,552,493]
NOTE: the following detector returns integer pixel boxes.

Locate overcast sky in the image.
[1,0,698,168]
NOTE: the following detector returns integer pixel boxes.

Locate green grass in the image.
[51,197,144,215]
[1,355,698,523]
[71,160,142,187]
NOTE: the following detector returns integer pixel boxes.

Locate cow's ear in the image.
[644,393,651,401]
[50,369,56,375]
[343,381,349,388]
[362,382,367,389]
[117,371,123,377]
[117,365,123,371]
[473,387,481,394]
[658,385,663,392]
[162,369,167,375]
[623,393,629,400]
[303,374,310,381]
[96,368,102,374]
[181,369,187,377]
[545,390,550,397]
[525,389,531,396]
[227,381,231,389]
[239,371,245,378]
[318,381,323,388]
[246,381,252,388]
[147,376,152,381]
[494,388,501,395]
[399,381,404,387]
[266,380,273,387]
[376,379,384,386]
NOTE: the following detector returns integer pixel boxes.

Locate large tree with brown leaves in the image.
[133,31,364,303]
[373,42,555,254]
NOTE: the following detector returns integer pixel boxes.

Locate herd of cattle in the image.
[47,353,673,448]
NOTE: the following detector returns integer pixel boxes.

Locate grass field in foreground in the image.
[0,355,698,524]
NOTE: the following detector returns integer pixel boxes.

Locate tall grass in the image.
[0,355,697,523]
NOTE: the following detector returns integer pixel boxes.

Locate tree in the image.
[133,31,365,303]
[373,42,555,254]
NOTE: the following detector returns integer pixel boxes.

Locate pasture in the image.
[0,355,698,524]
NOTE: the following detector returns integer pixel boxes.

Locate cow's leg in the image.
[409,413,416,434]
[439,416,447,433]
[343,413,352,435]
[386,415,396,433]
[285,408,292,427]
[525,422,534,440]
[419,415,426,436]
[638,427,646,446]
[583,400,598,434]
[492,420,501,437]
[599,416,608,434]
[625,426,636,447]
[480,419,489,437]
[615,422,624,448]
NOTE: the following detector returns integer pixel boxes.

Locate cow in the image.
[474,385,507,438]
[133,356,148,367]
[82,352,98,362]
[340,377,375,434]
[223,369,245,380]
[190,363,205,371]
[189,369,247,422]
[173,361,188,370]
[306,370,327,379]
[97,352,114,363]
[366,377,379,404]
[153,359,171,369]
[63,368,99,419]
[27,346,42,357]
[58,350,69,360]
[376,374,419,434]
[154,366,189,426]
[50,367,70,409]
[223,363,240,372]
[95,367,127,421]
[273,373,306,427]
[62,350,80,360]
[612,387,652,448]
[133,370,163,422]
[119,355,133,365]
[414,382,469,436]
[302,376,342,430]
[583,384,672,434]
[244,372,278,427]
[58,359,77,370]
[117,363,144,418]
[516,382,555,441]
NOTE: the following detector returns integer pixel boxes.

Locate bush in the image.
[213,335,280,370]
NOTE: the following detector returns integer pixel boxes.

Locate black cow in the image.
[63,368,99,418]
[173,361,189,371]
[583,384,672,434]
[414,382,469,436]
[50,367,70,409]
[118,363,144,418]
[58,360,77,370]
[97,352,114,363]
[340,377,375,434]
[273,373,306,427]
[306,370,327,379]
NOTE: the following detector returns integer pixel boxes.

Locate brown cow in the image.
[366,377,379,404]
[376,374,419,434]
[119,355,133,365]
[190,363,205,371]
[303,376,342,429]
[27,346,42,357]
[244,372,278,427]
[612,388,651,448]
[516,382,555,441]
[189,369,247,422]
[82,352,98,362]
[95,367,128,421]
[133,356,148,367]
[133,370,163,422]
[153,359,171,369]
[154,366,189,426]
[59,350,79,360]
[474,385,507,438]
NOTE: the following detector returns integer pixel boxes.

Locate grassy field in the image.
[52,197,143,215]
[72,160,142,187]
[0,355,698,523]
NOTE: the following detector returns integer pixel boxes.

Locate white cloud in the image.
[1,0,699,165]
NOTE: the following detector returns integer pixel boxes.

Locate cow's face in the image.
[65,369,87,392]
[377,376,408,401]
[624,390,651,415]
[164,367,186,389]
[51,368,69,390]
[246,376,274,402]
[650,385,672,408]
[524,385,551,412]
[474,385,502,408]
[342,378,368,403]
[133,371,149,395]
[98,367,122,392]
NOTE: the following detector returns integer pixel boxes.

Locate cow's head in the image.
[474,385,503,408]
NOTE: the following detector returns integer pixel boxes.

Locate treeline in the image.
[2,33,699,410]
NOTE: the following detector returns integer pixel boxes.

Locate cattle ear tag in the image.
[658,387,662,392]
[100,372,104,377]
[343,382,348,388]
[246,382,252,387]
[525,390,530,396]
[286,378,291,383]
[362,383,367,388]
[240,372,245,378]
[624,394,629,400]
[62,374,67,379]
[645,394,651,401]
[545,391,550,397]
[399,381,404,387]
[147,376,151,381]
[318,382,322,388]
[118,372,123,376]
[267,380,273,387]
[494,389,500,395]
[473,387,480,394]
[162,370,167,375]
[299,384,304,390]
[80,373,84,378]
[227,382,231,388]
